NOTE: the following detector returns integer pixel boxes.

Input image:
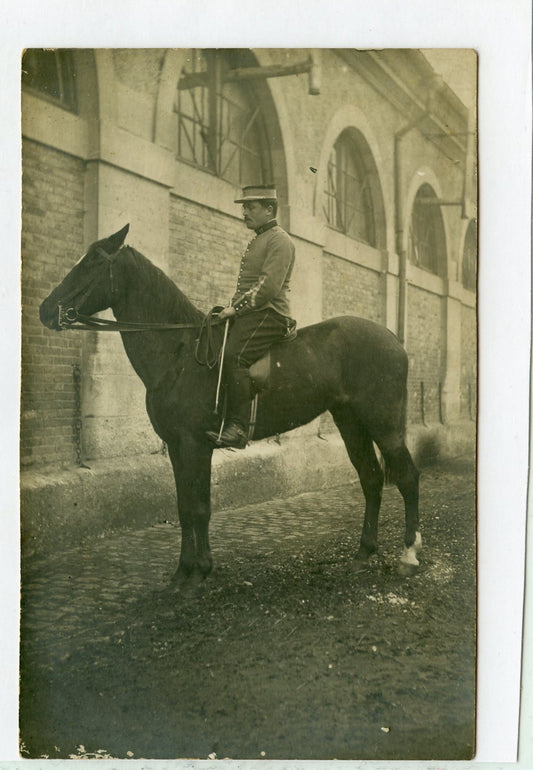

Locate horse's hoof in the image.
[354,546,377,573]
[168,571,192,593]
[398,532,422,577]
[168,566,207,595]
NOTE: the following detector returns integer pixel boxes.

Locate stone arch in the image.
[154,49,189,151]
[153,48,291,213]
[314,104,389,250]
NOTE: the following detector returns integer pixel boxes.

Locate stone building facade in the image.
[20,48,477,543]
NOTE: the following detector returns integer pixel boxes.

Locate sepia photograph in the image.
[16,45,482,761]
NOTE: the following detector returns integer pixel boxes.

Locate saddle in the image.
[249,319,297,391]
[246,323,297,440]
[199,309,297,443]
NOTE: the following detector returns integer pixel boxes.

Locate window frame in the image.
[324,129,377,247]
[462,219,477,292]
[408,184,447,277]
[22,49,77,113]
[176,50,271,186]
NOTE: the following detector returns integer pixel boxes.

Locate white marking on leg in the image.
[400,531,422,568]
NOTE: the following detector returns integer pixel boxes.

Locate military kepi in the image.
[234,185,277,203]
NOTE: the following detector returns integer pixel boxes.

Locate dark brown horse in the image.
[39,225,421,588]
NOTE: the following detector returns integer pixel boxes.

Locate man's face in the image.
[242,201,274,230]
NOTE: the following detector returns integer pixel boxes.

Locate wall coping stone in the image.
[20,422,475,556]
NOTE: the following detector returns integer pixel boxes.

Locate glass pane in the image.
[176,50,269,184]
[219,81,265,185]
[22,49,61,99]
[410,184,445,274]
[325,132,377,244]
[240,148,262,187]
[22,49,76,110]
[58,50,76,109]
[177,50,212,169]
[462,220,477,290]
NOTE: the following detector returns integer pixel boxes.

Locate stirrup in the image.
[206,422,248,449]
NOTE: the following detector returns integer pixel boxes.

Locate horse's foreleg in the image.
[167,436,213,587]
[380,442,421,576]
[330,407,384,569]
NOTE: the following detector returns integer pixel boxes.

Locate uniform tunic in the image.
[231,220,295,318]
[225,219,296,369]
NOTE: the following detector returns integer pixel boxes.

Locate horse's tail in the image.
[376,372,409,487]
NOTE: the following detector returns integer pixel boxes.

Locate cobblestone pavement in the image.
[20,481,367,670]
[20,459,476,761]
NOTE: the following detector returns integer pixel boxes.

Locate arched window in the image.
[408,184,447,276]
[22,49,77,112]
[176,49,271,186]
[324,129,381,246]
[462,219,477,291]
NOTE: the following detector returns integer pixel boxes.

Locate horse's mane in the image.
[121,246,204,325]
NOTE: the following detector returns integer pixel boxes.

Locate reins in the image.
[58,304,228,371]
[56,244,230,412]
[58,308,205,333]
[57,244,222,336]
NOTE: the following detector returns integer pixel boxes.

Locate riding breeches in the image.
[224,308,290,369]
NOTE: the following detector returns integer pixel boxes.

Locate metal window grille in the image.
[324,132,376,246]
[176,50,270,186]
[408,184,446,275]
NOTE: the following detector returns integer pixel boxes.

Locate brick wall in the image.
[322,253,385,324]
[169,195,250,313]
[406,285,446,424]
[21,139,86,468]
[460,304,477,419]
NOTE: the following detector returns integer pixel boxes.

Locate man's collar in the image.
[254,219,277,235]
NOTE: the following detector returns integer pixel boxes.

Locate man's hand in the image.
[217,305,237,320]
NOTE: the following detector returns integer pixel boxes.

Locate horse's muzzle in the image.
[39,299,70,330]
[58,304,78,326]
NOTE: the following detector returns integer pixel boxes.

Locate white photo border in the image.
[2,0,531,766]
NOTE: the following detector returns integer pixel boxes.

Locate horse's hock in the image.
[20,421,474,556]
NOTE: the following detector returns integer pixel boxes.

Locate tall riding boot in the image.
[206,367,252,449]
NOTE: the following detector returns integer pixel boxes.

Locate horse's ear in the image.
[105,224,130,254]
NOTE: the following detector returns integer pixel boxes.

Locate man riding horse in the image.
[206,185,296,450]
[39,216,421,581]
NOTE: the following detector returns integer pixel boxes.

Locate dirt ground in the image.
[19,458,476,761]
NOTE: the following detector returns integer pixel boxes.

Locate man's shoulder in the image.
[267,225,294,245]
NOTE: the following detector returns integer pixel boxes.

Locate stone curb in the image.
[20,422,475,555]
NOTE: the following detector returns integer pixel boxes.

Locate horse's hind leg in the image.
[378,437,421,576]
[330,405,384,569]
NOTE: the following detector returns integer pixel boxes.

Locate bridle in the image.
[57,245,210,333]
[57,245,122,329]
[55,243,232,402]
